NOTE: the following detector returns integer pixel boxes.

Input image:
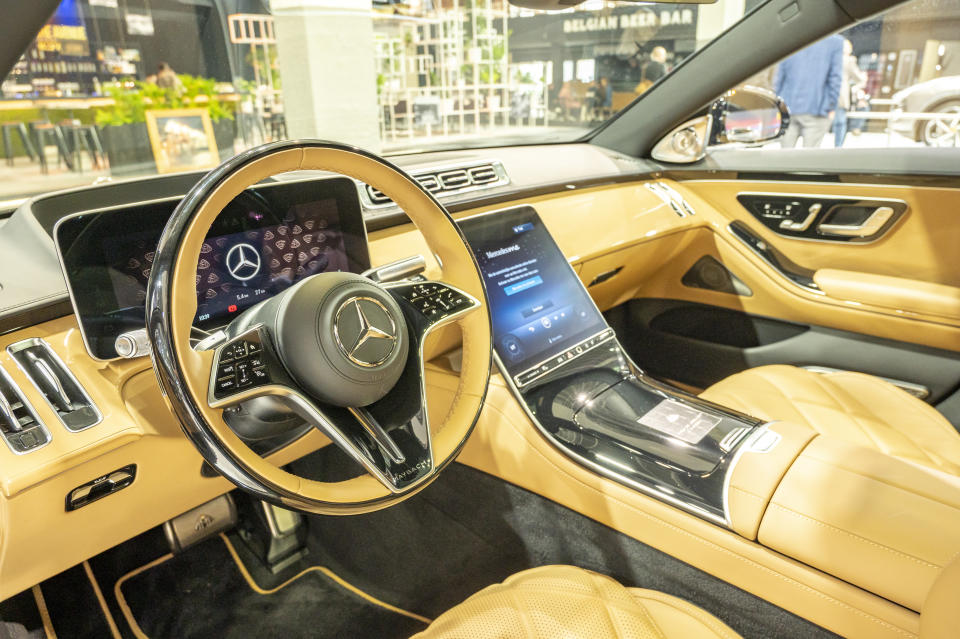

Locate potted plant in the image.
[95,75,236,175]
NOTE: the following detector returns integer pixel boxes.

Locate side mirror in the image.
[651,86,790,163]
[709,86,790,145]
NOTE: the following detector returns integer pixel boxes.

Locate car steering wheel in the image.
[146,140,492,515]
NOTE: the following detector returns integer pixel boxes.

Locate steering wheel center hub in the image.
[333,296,398,367]
[270,272,409,408]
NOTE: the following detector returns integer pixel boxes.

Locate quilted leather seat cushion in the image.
[700,365,960,474]
[412,565,741,639]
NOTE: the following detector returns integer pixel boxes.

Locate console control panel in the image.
[514,328,615,388]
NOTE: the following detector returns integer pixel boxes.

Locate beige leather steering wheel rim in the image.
[146,141,491,514]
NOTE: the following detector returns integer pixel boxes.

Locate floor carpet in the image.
[112,534,427,639]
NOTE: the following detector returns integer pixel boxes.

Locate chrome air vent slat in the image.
[437,169,470,189]
[365,185,392,205]
[358,160,509,209]
[467,166,498,184]
[0,364,50,454]
[415,174,441,192]
[7,338,101,432]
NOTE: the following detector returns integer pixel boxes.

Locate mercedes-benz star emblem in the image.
[225,243,261,282]
[334,297,397,368]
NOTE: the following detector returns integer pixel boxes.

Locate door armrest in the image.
[813,268,960,319]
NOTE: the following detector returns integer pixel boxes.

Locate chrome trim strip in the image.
[720,422,780,527]
[727,222,824,295]
[6,337,102,432]
[362,255,426,283]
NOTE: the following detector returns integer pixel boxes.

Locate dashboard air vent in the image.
[359,160,509,209]
[415,174,441,192]
[7,338,101,432]
[0,365,49,453]
[467,165,498,184]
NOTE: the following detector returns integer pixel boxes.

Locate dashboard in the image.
[54,178,370,360]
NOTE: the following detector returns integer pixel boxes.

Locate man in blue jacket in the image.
[775,34,844,148]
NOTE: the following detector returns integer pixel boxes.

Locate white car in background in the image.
[891,75,960,146]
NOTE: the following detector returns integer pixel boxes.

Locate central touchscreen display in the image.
[459,206,608,378]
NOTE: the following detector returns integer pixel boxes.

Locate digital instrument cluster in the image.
[56,178,370,360]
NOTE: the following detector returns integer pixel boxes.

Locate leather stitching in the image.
[829,372,960,469]
[507,581,536,638]
[799,454,960,513]
[632,590,740,639]
[729,485,765,502]
[586,573,629,639]
[766,502,942,570]
[482,400,919,639]
[704,366,960,473]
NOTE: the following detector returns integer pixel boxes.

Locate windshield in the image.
[0,0,754,201]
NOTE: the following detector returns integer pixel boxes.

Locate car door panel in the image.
[606,178,960,408]
[677,179,960,288]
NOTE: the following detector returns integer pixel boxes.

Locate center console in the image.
[459,206,763,525]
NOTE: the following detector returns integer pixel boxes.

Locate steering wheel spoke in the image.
[201,318,437,492]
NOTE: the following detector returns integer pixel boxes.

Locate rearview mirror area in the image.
[709,86,790,145]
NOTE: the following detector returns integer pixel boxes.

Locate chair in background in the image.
[60,120,106,171]
[1,122,39,166]
[29,121,74,174]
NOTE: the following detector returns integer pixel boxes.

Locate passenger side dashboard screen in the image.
[459,206,608,380]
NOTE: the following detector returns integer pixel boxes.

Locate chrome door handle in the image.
[818,206,894,238]
[780,202,821,231]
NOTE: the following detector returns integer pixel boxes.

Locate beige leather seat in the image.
[412,565,741,638]
[700,365,960,474]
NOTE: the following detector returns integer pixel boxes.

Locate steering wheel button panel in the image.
[212,330,275,400]
[392,281,477,324]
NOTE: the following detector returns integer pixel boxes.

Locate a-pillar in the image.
[272,0,381,153]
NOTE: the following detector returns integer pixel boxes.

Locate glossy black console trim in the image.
[459,205,760,526]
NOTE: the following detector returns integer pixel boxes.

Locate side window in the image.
[743,0,960,149]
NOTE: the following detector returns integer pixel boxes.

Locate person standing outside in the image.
[833,39,867,146]
[636,47,668,94]
[775,34,844,148]
[156,62,184,95]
